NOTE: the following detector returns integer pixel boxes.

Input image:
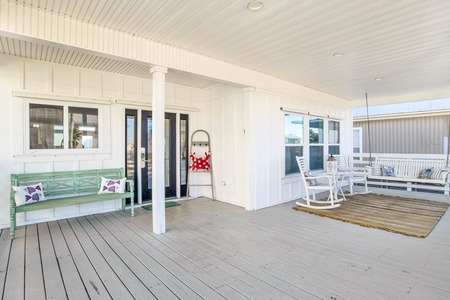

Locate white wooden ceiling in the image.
[2,0,450,106]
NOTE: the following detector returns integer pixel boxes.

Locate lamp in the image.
[327,154,337,173]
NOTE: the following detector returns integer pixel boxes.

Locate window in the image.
[29,104,64,149]
[68,107,98,149]
[284,113,342,175]
[328,120,340,156]
[353,127,362,153]
[284,114,304,175]
[29,103,98,150]
[309,117,324,170]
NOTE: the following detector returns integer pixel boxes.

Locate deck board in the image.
[0,229,12,297]
[65,217,135,299]
[37,223,68,300]
[163,211,370,299]
[25,225,46,299]
[3,227,25,300]
[86,214,173,299]
[101,212,248,300]
[1,196,450,299]
[49,220,90,300]
[102,211,205,299]
[109,210,224,300]
[163,202,384,300]
[56,219,110,300]
[122,210,273,300]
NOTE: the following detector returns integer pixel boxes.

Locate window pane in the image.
[353,128,361,153]
[310,146,324,170]
[329,121,340,144]
[309,118,324,144]
[329,145,340,155]
[285,114,303,144]
[29,104,64,149]
[68,107,98,149]
[285,146,303,175]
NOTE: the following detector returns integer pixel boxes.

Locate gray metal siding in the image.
[354,114,450,154]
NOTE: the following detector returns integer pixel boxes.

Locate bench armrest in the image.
[125,179,135,192]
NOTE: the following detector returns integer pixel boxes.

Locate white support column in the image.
[150,65,167,234]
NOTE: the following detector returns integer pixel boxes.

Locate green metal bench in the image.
[10,168,134,239]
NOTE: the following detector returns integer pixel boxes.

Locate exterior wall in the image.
[1,54,353,229]
[354,114,450,154]
[207,86,353,210]
[0,54,207,228]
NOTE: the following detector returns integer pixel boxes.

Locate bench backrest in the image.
[11,168,126,198]
[375,158,447,177]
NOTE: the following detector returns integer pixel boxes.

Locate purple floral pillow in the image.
[12,183,46,206]
[98,177,126,194]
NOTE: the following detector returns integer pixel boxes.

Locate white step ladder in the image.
[186,129,215,200]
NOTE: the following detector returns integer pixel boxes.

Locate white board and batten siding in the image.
[1,53,353,229]
[0,55,206,228]
[208,85,354,210]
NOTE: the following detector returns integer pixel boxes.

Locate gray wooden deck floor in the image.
[1,197,449,299]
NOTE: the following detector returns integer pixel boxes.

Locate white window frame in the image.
[328,119,341,157]
[284,112,342,175]
[353,127,363,154]
[25,99,102,154]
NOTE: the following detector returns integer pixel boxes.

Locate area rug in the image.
[293,194,449,238]
[142,201,180,211]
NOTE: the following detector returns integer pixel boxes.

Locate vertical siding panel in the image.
[86,23,93,49]
[92,24,98,51]
[31,7,39,36]
[107,29,113,55]
[0,1,6,29]
[69,19,75,45]
[39,9,46,38]
[119,31,124,56]
[113,30,119,55]
[13,2,20,33]
[51,13,58,41]
[97,25,103,52]
[355,114,450,155]
[78,20,84,47]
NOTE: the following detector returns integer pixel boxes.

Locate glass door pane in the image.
[165,113,176,197]
[141,111,176,201]
[180,114,188,196]
[125,109,138,204]
[141,111,152,201]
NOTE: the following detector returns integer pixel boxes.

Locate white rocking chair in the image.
[335,155,371,196]
[295,156,343,209]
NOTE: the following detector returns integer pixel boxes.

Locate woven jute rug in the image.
[293,194,449,238]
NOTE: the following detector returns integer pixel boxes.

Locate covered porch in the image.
[1,197,449,299]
